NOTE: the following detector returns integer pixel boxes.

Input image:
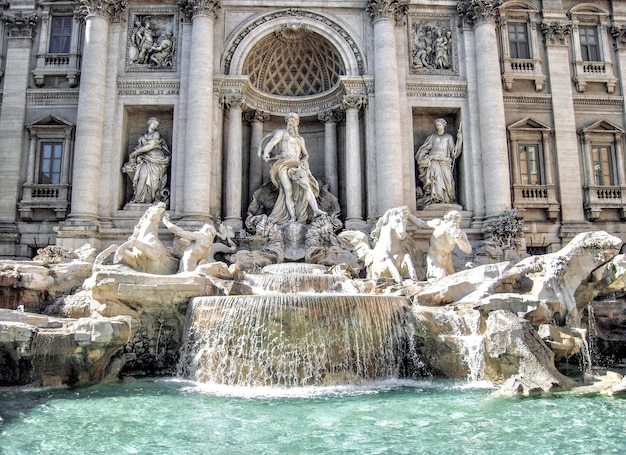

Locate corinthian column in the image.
[0,11,38,251]
[318,110,342,197]
[179,0,220,220]
[67,0,125,227]
[458,0,511,218]
[367,0,405,215]
[223,95,245,228]
[245,110,269,201]
[342,96,366,228]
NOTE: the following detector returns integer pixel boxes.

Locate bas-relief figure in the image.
[128,15,175,69]
[425,210,472,280]
[259,112,327,225]
[410,21,453,72]
[415,118,462,207]
[122,117,171,204]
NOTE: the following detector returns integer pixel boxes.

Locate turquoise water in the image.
[1,379,626,455]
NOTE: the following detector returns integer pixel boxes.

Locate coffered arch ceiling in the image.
[242,26,346,97]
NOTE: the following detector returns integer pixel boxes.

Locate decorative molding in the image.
[26,90,79,107]
[223,9,366,76]
[117,79,180,96]
[405,81,467,98]
[222,94,246,110]
[79,0,127,23]
[573,96,624,108]
[457,0,502,27]
[341,95,367,111]
[503,94,551,105]
[177,0,220,20]
[3,11,38,38]
[541,21,572,46]
[243,110,270,124]
[612,24,626,50]
[318,110,344,124]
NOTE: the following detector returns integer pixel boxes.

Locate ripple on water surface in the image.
[1,378,626,455]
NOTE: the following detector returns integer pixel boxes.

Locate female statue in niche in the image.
[122,117,171,204]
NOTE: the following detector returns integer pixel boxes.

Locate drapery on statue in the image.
[122,117,171,204]
[415,118,462,206]
[259,112,326,224]
[425,210,472,280]
[339,206,428,283]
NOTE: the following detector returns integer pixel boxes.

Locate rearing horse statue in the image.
[339,206,428,283]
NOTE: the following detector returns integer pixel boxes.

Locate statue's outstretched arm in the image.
[258,131,282,162]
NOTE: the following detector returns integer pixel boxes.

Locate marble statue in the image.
[122,117,171,204]
[163,215,218,273]
[415,118,462,206]
[259,112,326,224]
[100,202,178,275]
[425,210,472,280]
[163,215,237,273]
[340,206,427,283]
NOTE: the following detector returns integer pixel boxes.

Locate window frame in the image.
[48,15,73,54]
[498,4,545,92]
[38,142,64,185]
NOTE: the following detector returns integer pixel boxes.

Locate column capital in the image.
[341,95,367,111]
[79,0,126,23]
[244,110,269,124]
[541,21,572,46]
[612,24,626,50]
[318,110,344,124]
[3,11,38,38]
[366,0,406,25]
[178,0,220,20]
[457,0,501,27]
[221,94,245,110]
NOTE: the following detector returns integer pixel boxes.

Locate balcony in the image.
[574,60,617,94]
[32,53,80,87]
[583,185,626,220]
[18,184,70,220]
[512,184,559,219]
[502,58,545,91]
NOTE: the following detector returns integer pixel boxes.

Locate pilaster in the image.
[541,16,587,231]
[0,10,38,253]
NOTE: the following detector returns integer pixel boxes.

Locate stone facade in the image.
[1,0,626,258]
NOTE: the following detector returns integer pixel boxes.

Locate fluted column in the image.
[342,96,366,227]
[0,10,38,248]
[458,0,511,218]
[67,1,125,225]
[223,95,245,228]
[318,110,342,197]
[367,0,405,215]
[541,17,586,226]
[245,110,269,200]
[179,0,220,220]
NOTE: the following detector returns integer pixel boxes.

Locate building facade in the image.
[1,0,626,258]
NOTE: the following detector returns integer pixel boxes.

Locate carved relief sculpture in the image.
[127,14,176,70]
[410,20,454,73]
[122,117,171,204]
[415,118,462,206]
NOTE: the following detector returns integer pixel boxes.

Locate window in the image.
[39,143,63,184]
[508,23,530,59]
[498,5,545,91]
[591,145,615,186]
[49,16,72,54]
[518,144,543,185]
[579,26,600,61]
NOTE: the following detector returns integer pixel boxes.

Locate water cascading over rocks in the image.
[177,264,427,386]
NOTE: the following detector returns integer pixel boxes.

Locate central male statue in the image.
[259,112,326,224]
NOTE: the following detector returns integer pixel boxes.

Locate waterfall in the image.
[434,309,485,382]
[177,264,427,386]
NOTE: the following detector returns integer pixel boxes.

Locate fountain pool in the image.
[1,378,626,454]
